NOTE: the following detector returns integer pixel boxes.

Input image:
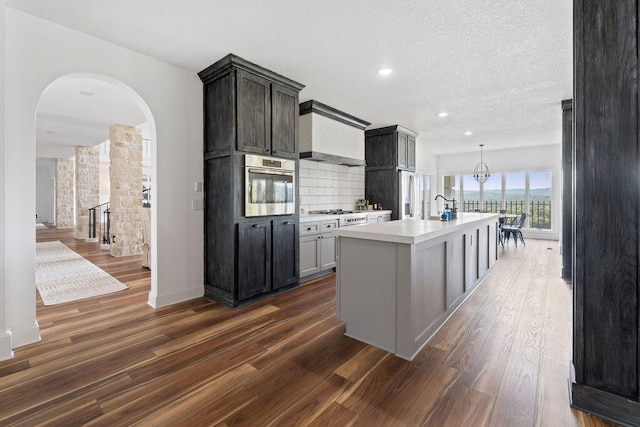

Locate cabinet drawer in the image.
[300,221,320,236]
[320,220,339,231]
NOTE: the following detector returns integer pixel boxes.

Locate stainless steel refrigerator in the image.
[399,170,418,219]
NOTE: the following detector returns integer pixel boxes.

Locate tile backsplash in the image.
[298,160,364,213]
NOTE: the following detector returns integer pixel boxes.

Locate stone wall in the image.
[109,124,143,257]
[55,158,74,228]
[74,146,99,239]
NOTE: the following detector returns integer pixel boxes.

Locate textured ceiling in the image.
[9,0,573,158]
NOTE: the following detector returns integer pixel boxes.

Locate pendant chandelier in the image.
[473,144,491,184]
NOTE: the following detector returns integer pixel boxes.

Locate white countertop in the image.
[300,210,392,223]
[332,213,499,245]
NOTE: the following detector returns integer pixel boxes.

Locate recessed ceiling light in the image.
[464,131,473,136]
[378,68,393,76]
[79,90,95,96]
[438,112,449,118]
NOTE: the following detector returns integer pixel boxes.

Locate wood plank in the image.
[0,229,617,426]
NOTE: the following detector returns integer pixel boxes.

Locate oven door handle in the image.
[247,168,294,176]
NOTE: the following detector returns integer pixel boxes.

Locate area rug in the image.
[35,241,128,305]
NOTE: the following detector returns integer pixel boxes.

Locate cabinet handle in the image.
[326,225,331,228]
[307,227,312,231]
[252,224,262,228]
[284,221,290,225]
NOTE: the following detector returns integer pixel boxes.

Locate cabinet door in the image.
[381,214,391,222]
[272,218,298,289]
[300,234,321,277]
[366,169,399,220]
[271,83,298,158]
[320,232,337,270]
[237,220,271,300]
[204,73,234,154]
[237,70,271,154]
[407,136,416,171]
[397,132,408,169]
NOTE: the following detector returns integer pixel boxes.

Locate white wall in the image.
[3,7,204,351]
[436,144,562,239]
[0,0,13,361]
[35,158,55,222]
[415,136,437,176]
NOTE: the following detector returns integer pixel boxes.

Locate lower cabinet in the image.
[237,217,298,304]
[272,218,298,290]
[300,219,338,279]
[237,220,271,301]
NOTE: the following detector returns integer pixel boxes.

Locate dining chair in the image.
[498,213,507,247]
[502,212,528,247]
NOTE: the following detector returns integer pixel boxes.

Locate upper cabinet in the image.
[365,125,418,171]
[199,54,305,159]
[271,84,299,158]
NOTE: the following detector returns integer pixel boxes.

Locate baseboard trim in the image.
[570,382,640,427]
[147,285,203,308]
[0,332,14,362]
[10,322,41,349]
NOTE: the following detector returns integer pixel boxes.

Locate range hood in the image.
[299,100,370,167]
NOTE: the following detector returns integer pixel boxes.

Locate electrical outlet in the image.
[194,181,203,192]
[192,199,204,210]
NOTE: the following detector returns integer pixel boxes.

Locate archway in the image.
[35,72,158,303]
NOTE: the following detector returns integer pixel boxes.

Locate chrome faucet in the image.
[434,195,457,219]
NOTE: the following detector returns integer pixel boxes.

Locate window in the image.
[444,170,552,230]
[483,173,502,212]
[462,175,480,212]
[441,175,459,214]
[529,171,551,229]
[504,172,526,215]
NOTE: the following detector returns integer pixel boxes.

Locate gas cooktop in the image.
[309,209,355,215]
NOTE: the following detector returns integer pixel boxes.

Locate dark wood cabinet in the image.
[237,220,271,300]
[561,99,572,279]
[271,83,298,158]
[406,135,416,170]
[237,70,271,155]
[365,125,418,220]
[571,2,640,425]
[365,169,400,220]
[236,70,299,158]
[199,54,304,307]
[272,218,298,290]
[365,125,418,171]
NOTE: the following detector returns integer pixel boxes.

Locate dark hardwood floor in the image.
[0,228,619,426]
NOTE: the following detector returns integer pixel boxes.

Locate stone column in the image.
[109,124,143,257]
[74,146,99,240]
[55,158,75,228]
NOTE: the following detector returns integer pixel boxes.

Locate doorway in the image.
[35,73,157,305]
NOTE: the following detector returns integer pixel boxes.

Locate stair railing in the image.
[88,202,110,244]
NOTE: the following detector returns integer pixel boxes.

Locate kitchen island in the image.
[333,213,499,360]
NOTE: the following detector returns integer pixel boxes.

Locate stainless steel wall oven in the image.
[245,154,296,217]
